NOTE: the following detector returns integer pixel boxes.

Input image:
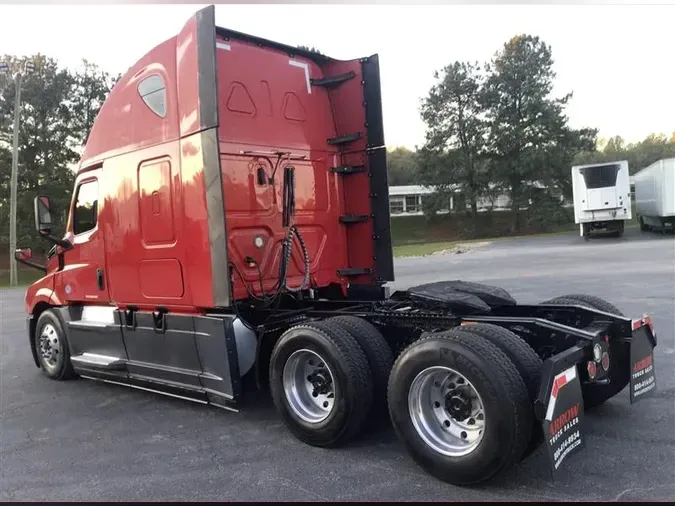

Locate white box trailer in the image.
[633,157,675,233]
[571,160,631,239]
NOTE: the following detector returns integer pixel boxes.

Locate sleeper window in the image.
[138,74,167,118]
[73,179,99,235]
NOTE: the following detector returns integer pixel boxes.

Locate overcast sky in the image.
[1,4,673,149]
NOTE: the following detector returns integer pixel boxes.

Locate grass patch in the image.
[392,228,594,258]
[393,238,497,258]
[389,211,579,247]
[394,241,464,258]
[0,268,44,289]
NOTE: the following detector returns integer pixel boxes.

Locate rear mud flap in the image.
[538,316,658,477]
[629,318,657,403]
[541,365,585,474]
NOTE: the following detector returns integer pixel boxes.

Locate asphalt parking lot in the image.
[1,228,674,501]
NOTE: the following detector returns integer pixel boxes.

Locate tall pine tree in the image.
[481,35,596,231]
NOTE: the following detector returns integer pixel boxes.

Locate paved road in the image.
[1,228,674,501]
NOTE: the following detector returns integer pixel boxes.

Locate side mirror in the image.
[32,194,72,251]
[14,246,46,273]
[14,247,32,262]
[34,196,52,235]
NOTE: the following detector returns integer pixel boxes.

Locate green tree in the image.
[386,146,419,186]
[631,134,675,170]
[541,125,598,204]
[0,55,118,255]
[0,54,77,253]
[297,45,323,55]
[419,61,489,233]
[68,59,120,146]
[603,135,626,156]
[574,132,675,173]
[481,35,596,232]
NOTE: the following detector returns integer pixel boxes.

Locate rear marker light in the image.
[643,314,656,336]
[587,361,597,379]
[633,315,655,335]
[593,343,602,362]
[601,352,610,371]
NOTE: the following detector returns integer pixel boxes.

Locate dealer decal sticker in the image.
[542,365,585,473]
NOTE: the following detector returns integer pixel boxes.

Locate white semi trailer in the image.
[633,158,675,233]
[572,160,632,239]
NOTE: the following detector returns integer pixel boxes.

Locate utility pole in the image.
[8,71,23,287]
[4,59,34,287]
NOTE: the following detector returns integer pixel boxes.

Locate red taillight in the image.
[601,352,610,371]
[587,361,597,379]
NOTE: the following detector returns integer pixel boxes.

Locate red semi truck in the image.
[15,5,657,486]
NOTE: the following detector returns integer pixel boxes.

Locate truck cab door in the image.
[55,169,129,374]
[57,169,110,304]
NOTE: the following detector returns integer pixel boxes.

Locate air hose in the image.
[280,224,311,292]
[278,163,310,292]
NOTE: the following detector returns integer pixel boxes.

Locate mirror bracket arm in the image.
[16,257,47,273]
[39,232,72,251]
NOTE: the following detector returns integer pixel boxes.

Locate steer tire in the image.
[34,309,77,381]
[327,315,393,424]
[455,323,543,460]
[269,320,373,448]
[387,328,532,486]
[542,294,630,409]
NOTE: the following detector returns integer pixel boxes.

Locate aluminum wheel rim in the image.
[38,323,62,373]
[408,366,486,457]
[282,349,336,424]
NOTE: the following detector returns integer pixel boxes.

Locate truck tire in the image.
[387,328,532,486]
[34,309,77,381]
[326,315,393,423]
[542,294,630,409]
[455,323,543,460]
[269,320,373,448]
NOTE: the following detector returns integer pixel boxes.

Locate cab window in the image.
[137,74,167,118]
[73,179,99,235]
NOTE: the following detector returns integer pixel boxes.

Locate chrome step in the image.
[71,353,126,370]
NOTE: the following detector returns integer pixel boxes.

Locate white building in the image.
[388,185,436,215]
[388,184,514,217]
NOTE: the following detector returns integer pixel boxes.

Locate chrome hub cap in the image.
[408,366,486,457]
[282,349,336,423]
[38,323,62,373]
